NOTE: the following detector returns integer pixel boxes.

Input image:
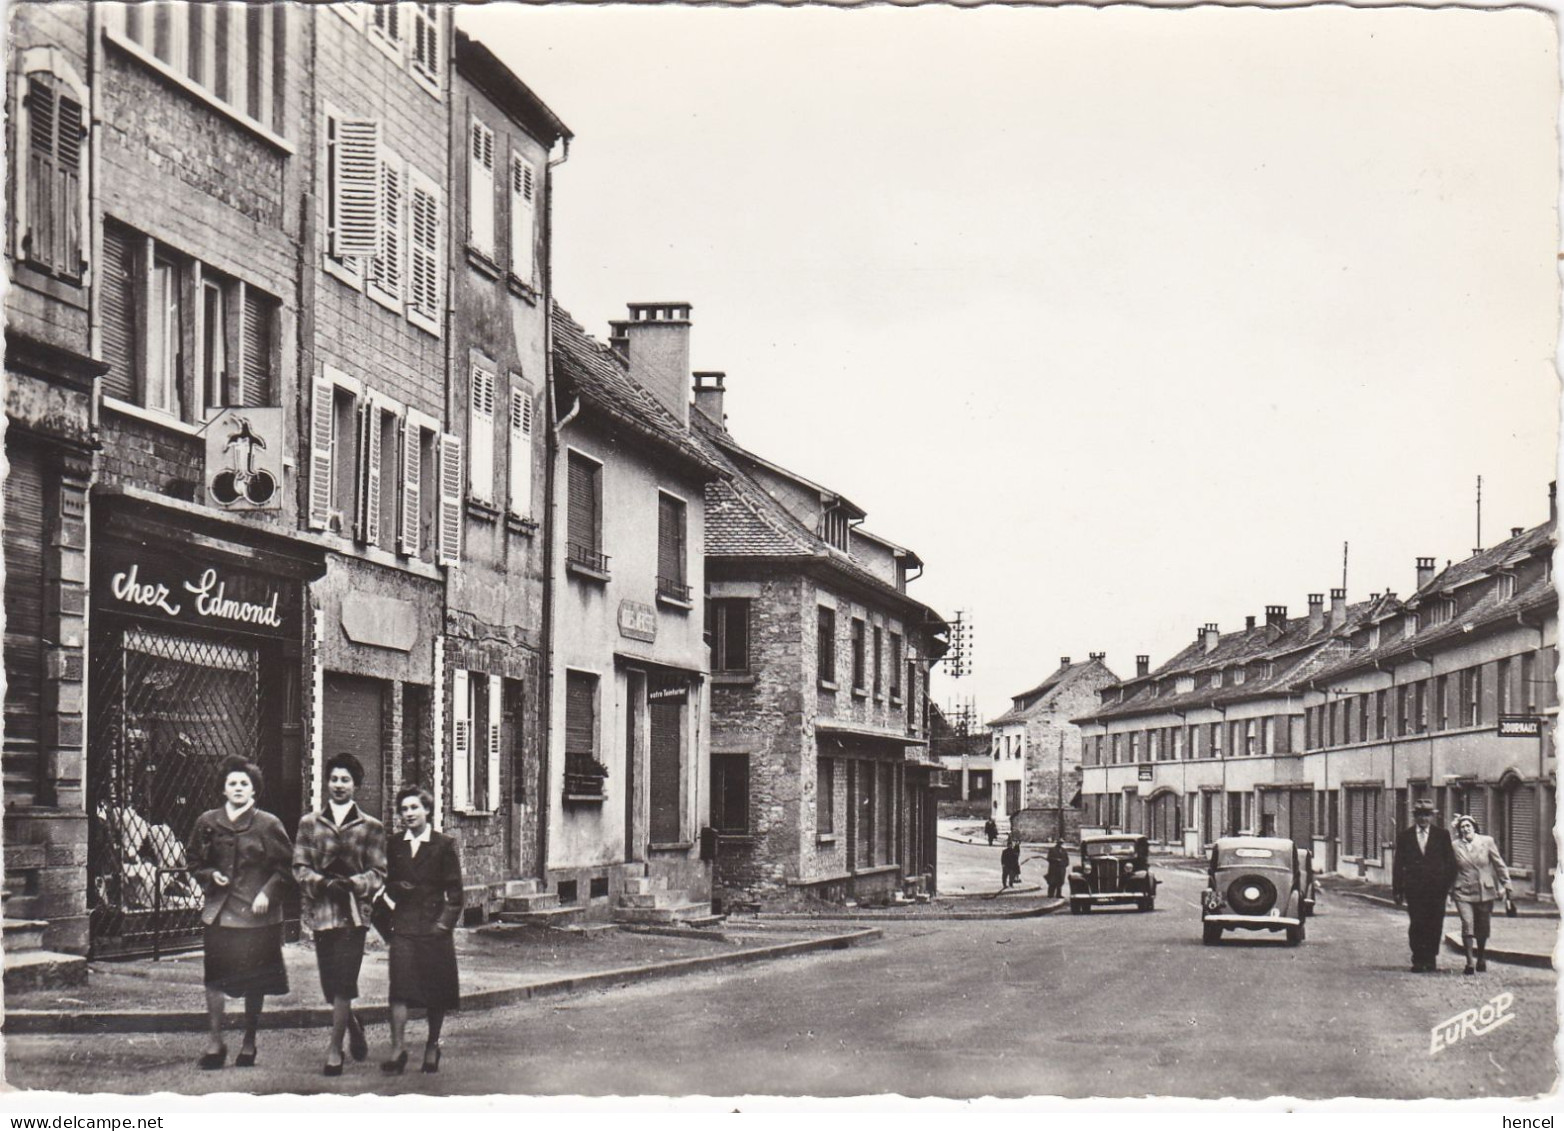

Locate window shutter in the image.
[308,377,336,530]
[409,182,440,322]
[368,154,402,297]
[399,417,422,557]
[412,4,439,82]
[509,155,536,284]
[24,77,56,272]
[658,495,684,585]
[100,227,139,401]
[437,432,462,566]
[56,94,82,276]
[567,455,597,554]
[240,287,273,406]
[565,673,595,756]
[469,120,495,260]
[467,365,494,504]
[487,674,503,812]
[451,669,471,813]
[1507,785,1536,866]
[332,118,381,258]
[358,402,382,545]
[508,380,534,518]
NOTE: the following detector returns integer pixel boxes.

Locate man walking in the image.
[1391,799,1456,973]
[294,753,386,1074]
[1045,840,1070,899]
[984,817,998,847]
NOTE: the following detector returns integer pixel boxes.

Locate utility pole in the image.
[1057,731,1065,842]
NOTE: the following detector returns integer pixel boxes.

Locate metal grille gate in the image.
[89,626,262,957]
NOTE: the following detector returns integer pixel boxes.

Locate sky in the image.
[460,2,1561,723]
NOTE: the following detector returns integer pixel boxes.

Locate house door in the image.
[1005,780,1021,816]
[323,674,386,823]
[1288,790,1313,845]
[648,675,684,845]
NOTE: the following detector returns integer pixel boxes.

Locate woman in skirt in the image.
[188,756,293,1070]
[379,785,462,1074]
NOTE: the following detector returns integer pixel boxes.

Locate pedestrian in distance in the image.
[1449,814,1513,975]
[188,756,293,1070]
[1390,799,1457,973]
[1000,840,1021,889]
[377,785,463,1075]
[1046,840,1070,899]
[293,752,387,1076]
[984,817,998,846]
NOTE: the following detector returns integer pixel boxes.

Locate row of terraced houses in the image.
[3,3,947,975]
[1075,492,1557,897]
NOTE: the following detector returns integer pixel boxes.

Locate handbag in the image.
[369,889,395,942]
[1505,895,1518,918]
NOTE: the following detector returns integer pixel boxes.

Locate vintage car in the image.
[1201,835,1316,945]
[1068,834,1157,912]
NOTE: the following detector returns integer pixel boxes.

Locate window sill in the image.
[649,841,693,853]
[889,695,903,707]
[818,680,839,692]
[815,834,838,846]
[323,255,365,292]
[102,396,202,437]
[466,497,501,523]
[11,260,88,305]
[567,560,611,585]
[851,687,869,700]
[367,282,401,316]
[104,30,294,154]
[712,672,757,687]
[716,833,755,844]
[466,247,502,280]
[410,64,443,101]
[656,592,694,612]
[563,792,605,806]
[507,275,539,304]
[506,515,539,537]
[407,308,442,339]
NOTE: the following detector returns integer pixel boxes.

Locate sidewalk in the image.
[1,919,879,1035]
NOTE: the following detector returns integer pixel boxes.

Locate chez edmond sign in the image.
[109,562,287,632]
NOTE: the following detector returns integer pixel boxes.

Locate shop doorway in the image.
[322,674,388,824]
[648,677,684,845]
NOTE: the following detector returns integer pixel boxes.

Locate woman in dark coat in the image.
[378,785,462,1075]
[187,756,293,1070]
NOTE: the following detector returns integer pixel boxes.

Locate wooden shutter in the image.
[508,379,534,518]
[437,432,462,566]
[25,77,57,271]
[23,77,79,276]
[308,376,336,530]
[451,669,471,813]
[1507,785,1536,866]
[399,417,422,557]
[565,672,595,756]
[55,93,82,276]
[100,226,139,401]
[369,155,402,297]
[409,182,440,322]
[239,286,273,406]
[509,155,535,284]
[487,674,503,812]
[332,118,381,258]
[412,3,439,82]
[469,120,495,260]
[658,495,684,584]
[567,454,597,554]
[356,401,382,545]
[467,365,495,505]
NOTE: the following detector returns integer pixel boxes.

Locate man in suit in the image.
[1391,799,1457,972]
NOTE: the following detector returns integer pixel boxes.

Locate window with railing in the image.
[566,452,608,577]
[656,492,689,603]
[563,670,605,800]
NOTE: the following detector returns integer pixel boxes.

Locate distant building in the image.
[928,703,991,813]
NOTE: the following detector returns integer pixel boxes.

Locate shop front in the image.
[87,505,319,957]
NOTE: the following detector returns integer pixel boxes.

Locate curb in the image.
[755,899,1065,923]
[1,927,881,1036]
[1337,889,1560,919]
[1442,932,1554,970]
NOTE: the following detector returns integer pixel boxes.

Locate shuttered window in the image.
[453,671,498,815]
[657,493,686,590]
[355,399,384,546]
[240,287,275,407]
[889,634,902,698]
[408,175,441,331]
[851,618,866,690]
[507,378,534,519]
[469,119,496,260]
[330,117,381,260]
[1504,783,1535,869]
[101,225,140,402]
[410,3,440,88]
[398,416,424,558]
[367,153,403,305]
[467,365,496,505]
[308,376,336,530]
[709,599,750,672]
[437,432,462,566]
[451,669,471,812]
[567,452,601,557]
[564,671,597,757]
[509,155,536,286]
[816,607,836,684]
[22,74,85,279]
[1344,787,1382,858]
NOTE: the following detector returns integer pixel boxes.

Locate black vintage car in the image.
[1068,834,1157,913]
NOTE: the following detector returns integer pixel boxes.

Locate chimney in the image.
[1136,655,1149,678]
[1088,652,1105,662]
[1202,623,1220,653]
[620,302,692,427]
[1329,587,1347,630]
[608,320,630,355]
[1550,481,1557,525]
[1307,593,1324,634]
[1246,615,1256,630]
[1265,605,1287,628]
[1059,656,1072,670]
[1511,527,1524,539]
[693,371,726,427]
[1415,556,1436,591]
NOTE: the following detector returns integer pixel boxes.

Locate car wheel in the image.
[1202,923,1222,946]
[1138,898,1154,912]
[1286,921,1306,946]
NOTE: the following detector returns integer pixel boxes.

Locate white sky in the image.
[460,2,1561,722]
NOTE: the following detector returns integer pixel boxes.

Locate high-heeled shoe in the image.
[380,1050,408,1075]
[421,1045,442,1074]
[235,1046,257,1068]
[197,1044,228,1070]
[323,1059,344,1077]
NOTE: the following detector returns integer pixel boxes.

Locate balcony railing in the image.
[566,542,610,575]
[656,575,692,603]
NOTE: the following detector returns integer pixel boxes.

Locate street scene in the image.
[2,0,1559,1113]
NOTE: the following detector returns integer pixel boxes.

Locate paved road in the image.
[5,869,1555,1099]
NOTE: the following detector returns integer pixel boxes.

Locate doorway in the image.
[323,673,387,823]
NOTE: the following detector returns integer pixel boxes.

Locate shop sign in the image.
[649,674,687,703]
[1497,715,1543,738]
[99,549,294,637]
[1137,766,1153,781]
[204,408,285,510]
[618,599,657,643]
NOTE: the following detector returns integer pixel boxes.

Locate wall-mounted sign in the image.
[96,545,296,638]
[618,599,657,643]
[649,674,688,704]
[205,408,284,510]
[1137,766,1153,781]
[1497,715,1543,738]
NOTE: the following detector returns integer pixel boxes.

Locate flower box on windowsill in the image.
[564,762,609,804]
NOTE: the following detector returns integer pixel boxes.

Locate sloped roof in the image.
[989,657,1119,727]
[551,302,724,479]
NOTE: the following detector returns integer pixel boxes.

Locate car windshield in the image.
[1087,842,1138,857]
[1215,846,1290,869]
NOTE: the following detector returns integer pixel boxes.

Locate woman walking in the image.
[293,753,386,1076]
[188,757,293,1070]
[1450,814,1513,975]
[379,785,463,1075]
